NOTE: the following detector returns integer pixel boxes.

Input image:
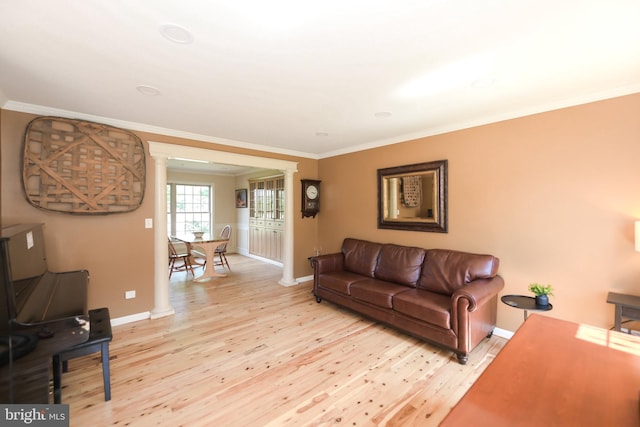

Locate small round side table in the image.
[501,294,553,321]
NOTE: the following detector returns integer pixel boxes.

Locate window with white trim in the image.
[167,184,212,235]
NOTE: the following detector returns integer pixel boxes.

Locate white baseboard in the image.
[235,250,312,286]
[111,311,150,326]
[295,274,313,284]
[493,327,514,339]
[620,326,640,336]
[245,253,284,267]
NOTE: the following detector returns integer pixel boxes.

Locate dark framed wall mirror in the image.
[377,160,448,232]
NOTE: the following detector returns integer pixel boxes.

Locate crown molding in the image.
[317,84,640,159]
[4,83,639,162]
[1,100,320,160]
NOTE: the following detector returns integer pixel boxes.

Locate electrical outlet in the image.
[145,218,153,229]
[125,290,136,299]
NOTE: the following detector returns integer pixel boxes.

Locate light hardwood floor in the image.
[60,255,506,426]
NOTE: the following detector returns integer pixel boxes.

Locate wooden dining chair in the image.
[168,238,195,278]
[214,225,232,270]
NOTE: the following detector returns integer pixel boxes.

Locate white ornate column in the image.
[278,169,298,286]
[150,155,175,319]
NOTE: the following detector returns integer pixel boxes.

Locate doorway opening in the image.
[148,141,298,319]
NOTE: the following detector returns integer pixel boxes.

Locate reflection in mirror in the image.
[383,172,437,221]
[378,160,447,232]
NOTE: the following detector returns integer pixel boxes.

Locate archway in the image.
[148,141,298,318]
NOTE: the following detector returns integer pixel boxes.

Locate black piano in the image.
[0,223,89,403]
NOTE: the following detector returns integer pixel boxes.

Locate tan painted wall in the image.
[3,94,639,331]
[0,110,319,318]
[318,93,640,332]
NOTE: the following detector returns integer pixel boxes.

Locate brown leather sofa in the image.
[312,238,504,364]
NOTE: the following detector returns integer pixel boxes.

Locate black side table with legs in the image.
[607,292,640,333]
[501,294,553,321]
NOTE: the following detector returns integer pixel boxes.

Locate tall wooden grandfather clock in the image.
[301,179,321,218]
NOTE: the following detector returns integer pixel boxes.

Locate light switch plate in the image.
[145,218,153,228]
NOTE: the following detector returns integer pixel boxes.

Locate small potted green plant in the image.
[528,283,554,306]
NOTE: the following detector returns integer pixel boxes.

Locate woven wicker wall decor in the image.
[22,116,146,214]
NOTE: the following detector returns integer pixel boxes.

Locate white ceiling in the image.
[1,0,639,160]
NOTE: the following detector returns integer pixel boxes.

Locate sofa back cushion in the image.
[417,249,500,295]
[342,238,382,278]
[374,244,426,287]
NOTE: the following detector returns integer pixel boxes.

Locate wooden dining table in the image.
[172,233,229,282]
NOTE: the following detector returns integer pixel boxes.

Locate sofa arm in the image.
[311,253,344,275]
[451,276,505,358]
[451,276,504,329]
[451,275,505,312]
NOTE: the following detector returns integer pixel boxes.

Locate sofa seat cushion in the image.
[318,271,369,295]
[350,279,409,308]
[393,289,451,329]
